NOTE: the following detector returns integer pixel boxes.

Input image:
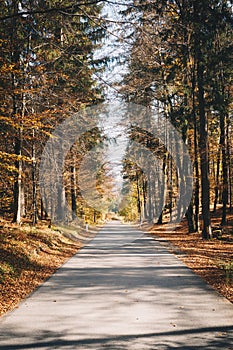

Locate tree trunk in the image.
[227,117,232,212]
[56,182,66,222]
[168,154,173,222]
[157,152,168,225]
[220,112,228,225]
[213,146,221,212]
[147,171,153,223]
[13,137,23,224]
[186,202,195,233]
[11,0,24,224]
[192,61,200,232]
[32,129,37,225]
[70,164,77,220]
[13,97,25,224]
[136,172,142,223]
[142,177,148,219]
[197,56,212,239]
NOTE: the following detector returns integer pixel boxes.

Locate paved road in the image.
[0,221,233,349]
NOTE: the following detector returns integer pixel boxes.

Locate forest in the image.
[0,0,232,237]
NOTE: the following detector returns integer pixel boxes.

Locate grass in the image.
[0,218,82,316]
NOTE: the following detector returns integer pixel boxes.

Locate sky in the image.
[93,1,130,199]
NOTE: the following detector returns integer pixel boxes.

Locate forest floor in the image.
[0,218,82,316]
[0,210,232,317]
[149,209,233,304]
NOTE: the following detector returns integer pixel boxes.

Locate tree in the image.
[0,0,105,224]
[119,0,233,236]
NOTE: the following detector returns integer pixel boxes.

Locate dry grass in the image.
[0,218,82,316]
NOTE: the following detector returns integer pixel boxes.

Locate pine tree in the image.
[119,0,233,236]
[0,0,105,223]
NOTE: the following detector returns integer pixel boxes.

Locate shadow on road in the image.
[1,325,233,349]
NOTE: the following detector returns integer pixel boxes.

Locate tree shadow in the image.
[0,325,233,349]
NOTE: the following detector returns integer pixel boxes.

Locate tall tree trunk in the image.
[168,154,173,222]
[197,56,212,239]
[13,93,26,223]
[147,171,153,223]
[192,63,200,232]
[32,129,37,225]
[192,0,212,238]
[11,0,24,224]
[220,112,228,225]
[13,136,23,224]
[136,172,142,223]
[56,182,66,222]
[70,164,77,220]
[157,152,168,225]
[142,177,148,219]
[213,146,221,212]
[227,117,232,212]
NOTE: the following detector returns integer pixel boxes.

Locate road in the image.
[0,221,233,349]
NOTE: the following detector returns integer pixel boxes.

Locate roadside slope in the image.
[0,219,82,316]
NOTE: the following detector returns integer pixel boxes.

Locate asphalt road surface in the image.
[0,221,233,349]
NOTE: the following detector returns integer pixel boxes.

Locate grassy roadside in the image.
[0,218,82,316]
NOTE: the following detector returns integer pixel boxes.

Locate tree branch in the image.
[0,0,134,21]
